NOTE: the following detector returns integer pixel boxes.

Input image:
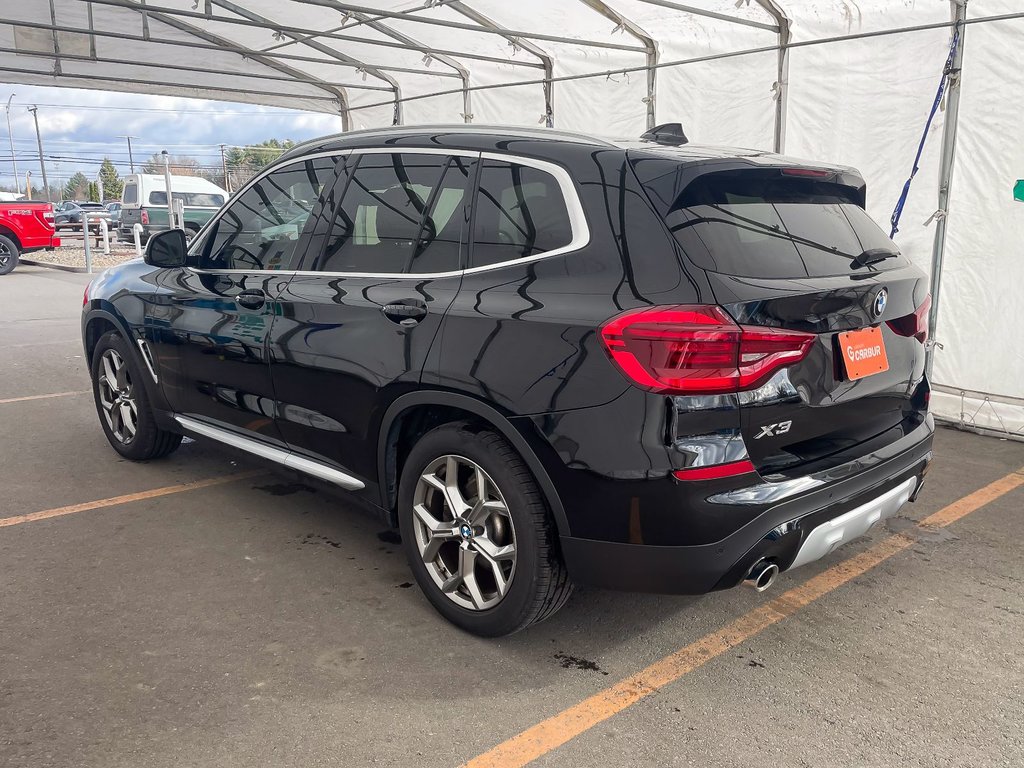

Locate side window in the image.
[471,160,573,268]
[197,157,338,271]
[122,184,138,205]
[311,153,473,275]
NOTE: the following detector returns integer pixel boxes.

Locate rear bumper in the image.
[560,414,933,594]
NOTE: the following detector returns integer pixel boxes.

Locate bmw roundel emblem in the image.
[460,523,473,538]
[873,288,888,318]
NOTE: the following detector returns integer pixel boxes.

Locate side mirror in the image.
[144,229,188,268]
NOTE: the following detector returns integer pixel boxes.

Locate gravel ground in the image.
[25,241,141,270]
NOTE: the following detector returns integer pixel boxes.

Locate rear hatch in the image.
[630,156,931,475]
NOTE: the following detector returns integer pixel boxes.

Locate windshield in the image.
[635,167,908,279]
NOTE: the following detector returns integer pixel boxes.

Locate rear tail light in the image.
[140,209,149,225]
[886,294,931,344]
[599,305,816,395]
[83,282,90,307]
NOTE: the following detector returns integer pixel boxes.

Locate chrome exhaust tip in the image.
[745,560,780,592]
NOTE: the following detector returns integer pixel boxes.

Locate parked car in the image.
[105,201,122,229]
[54,201,109,232]
[118,173,227,243]
[0,200,60,275]
[81,125,934,636]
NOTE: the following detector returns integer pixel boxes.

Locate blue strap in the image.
[889,26,961,239]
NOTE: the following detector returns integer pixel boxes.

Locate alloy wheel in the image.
[0,241,10,269]
[97,348,139,444]
[411,454,517,611]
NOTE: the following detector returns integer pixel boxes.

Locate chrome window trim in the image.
[186,146,591,281]
[174,414,365,491]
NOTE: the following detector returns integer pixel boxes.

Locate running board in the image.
[173,414,365,491]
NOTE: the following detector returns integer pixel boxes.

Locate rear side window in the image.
[311,153,474,275]
[471,160,573,268]
[637,167,907,279]
[196,157,338,271]
[122,183,138,205]
[149,191,225,207]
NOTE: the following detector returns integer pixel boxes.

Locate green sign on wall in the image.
[1015,180,1024,203]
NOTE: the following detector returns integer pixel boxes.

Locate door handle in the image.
[236,289,266,310]
[382,300,428,325]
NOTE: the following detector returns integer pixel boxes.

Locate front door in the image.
[268,150,477,491]
[159,155,343,442]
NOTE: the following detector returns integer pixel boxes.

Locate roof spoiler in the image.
[640,122,688,146]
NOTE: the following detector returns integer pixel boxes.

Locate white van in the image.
[119,173,228,241]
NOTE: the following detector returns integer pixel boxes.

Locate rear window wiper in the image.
[851,248,899,269]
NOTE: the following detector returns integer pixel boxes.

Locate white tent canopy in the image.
[3,0,1023,435]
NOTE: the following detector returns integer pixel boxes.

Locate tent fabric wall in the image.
[2,0,1022,434]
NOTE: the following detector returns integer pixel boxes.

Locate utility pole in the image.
[119,135,138,173]
[220,144,231,193]
[27,106,50,202]
[5,94,20,196]
[161,150,176,229]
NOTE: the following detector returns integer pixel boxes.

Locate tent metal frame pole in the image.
[0,47,394,91]
[344,9,473,123]
[336,11,1022,116]
[926,0,969,378]
[754,0,791,153]
[118,3,353,122]
[634,0,779,32]
[0,64,344,105]
[7,17,500,74]
[578,0,658,130]
[447,1,555,127]
[209,0,400,126]
[84,0,648,53]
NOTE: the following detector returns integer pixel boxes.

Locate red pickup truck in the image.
[0,200,61,275]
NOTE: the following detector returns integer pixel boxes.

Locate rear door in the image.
[632,161,930,474]
[268,150,476,488]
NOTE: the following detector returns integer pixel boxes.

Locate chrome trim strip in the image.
[173,415,365,491]
[135,338,159,384]
[186,146,591,281]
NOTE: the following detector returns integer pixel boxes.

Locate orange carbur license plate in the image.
[838,326,889,380]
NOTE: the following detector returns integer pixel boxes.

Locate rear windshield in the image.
[148,191,225,207]
[634,167,909,278]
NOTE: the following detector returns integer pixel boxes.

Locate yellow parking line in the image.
[0,472,260,528]
[464,467,1024,768]
[0,390,90,405]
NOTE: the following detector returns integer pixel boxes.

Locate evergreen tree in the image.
[98,157,123,200]
[63,172,90,201]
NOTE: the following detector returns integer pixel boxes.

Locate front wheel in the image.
[398,422,572,636]
[0,234,20,275]
[90,331,182,460]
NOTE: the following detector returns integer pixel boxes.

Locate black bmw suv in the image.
[82,125,933,636]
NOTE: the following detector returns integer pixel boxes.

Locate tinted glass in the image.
[122,184,138,205]
[642,169,908,279]
[312,153,472,274]
[197,157,337,271]
[471,160,572,268]
[149,191,225,207]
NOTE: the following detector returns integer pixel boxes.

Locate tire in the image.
[398,422,573,636]
[0,234,20,275]
[90,331,182,461]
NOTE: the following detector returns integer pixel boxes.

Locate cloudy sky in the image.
[0,83,343,192]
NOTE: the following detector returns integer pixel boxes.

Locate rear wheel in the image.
[398,422,572,636]
[0,234,19,275]
[90,331,182,460]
